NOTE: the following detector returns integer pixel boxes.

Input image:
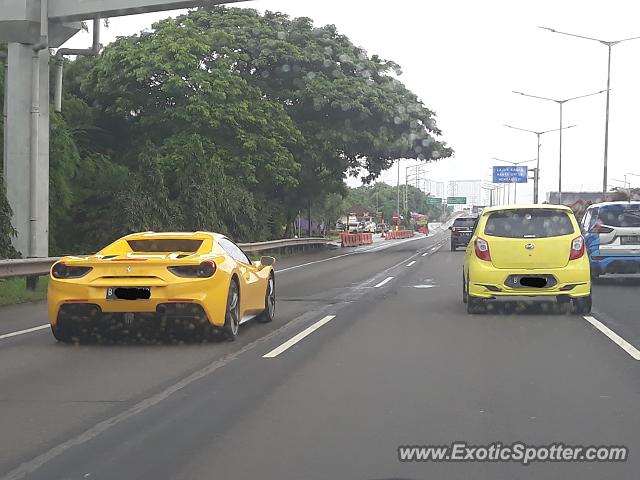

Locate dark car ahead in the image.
[449,216,477,251]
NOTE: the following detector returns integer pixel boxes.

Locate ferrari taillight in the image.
[569,236,585,261]
[474,237,491,261]
[51,262,93,279]
[167,260,216,278]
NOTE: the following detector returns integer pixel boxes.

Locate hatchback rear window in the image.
[453,218,476,228]
[597,205,640,227]
[484,209,574,238]
[127,239,203,252]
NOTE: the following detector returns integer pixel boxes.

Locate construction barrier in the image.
[385,230,415,240]
[341,232,373,247]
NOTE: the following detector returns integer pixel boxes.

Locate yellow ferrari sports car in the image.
[463,205,591,314]
[47,232,276,342]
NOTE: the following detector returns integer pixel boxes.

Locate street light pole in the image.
[503,124,576,204]
[559,102,563,201]
[513,89,606,204]
[604,43,612,194]
[539,27,640,194]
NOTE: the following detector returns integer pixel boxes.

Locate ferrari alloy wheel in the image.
[258,274,276,323]
[224,280,240,340]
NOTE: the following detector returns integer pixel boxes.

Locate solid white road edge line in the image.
[583,315,640,361]
[373,276,394,288]
[406,261,416,267]
[263,315,336,358]
[0,324,49,340]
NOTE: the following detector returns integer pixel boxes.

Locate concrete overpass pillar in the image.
[5,43,49,257]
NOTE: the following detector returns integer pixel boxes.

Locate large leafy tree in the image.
[169,8,452,221]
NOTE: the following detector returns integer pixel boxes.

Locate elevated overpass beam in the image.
[48,0,248,22]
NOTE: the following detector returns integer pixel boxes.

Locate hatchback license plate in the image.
[620,236,640,245]
[106,287,151,300]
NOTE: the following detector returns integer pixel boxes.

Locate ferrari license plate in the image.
[106,287,151,300]
[620,236,640,245]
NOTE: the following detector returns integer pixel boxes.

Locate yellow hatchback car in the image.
[462,205,591,314]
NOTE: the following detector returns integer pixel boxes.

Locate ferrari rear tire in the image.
[257,274,275,323]
[223,280,240,341]
[51,323,73,343]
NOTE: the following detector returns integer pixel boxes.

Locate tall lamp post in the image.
[539,27,640,194]
[492,158,536,204]
[481,184,496,207]
[513,89,606,204]
[503,124,576,203]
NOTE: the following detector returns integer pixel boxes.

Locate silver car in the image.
[581,201,640,276]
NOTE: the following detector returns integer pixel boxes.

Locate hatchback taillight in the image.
[474,237,491,261]
[51,262,93,279]
[569,236,585,261]
[167,260,216,278]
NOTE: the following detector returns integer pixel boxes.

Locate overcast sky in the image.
[63,0,640,203]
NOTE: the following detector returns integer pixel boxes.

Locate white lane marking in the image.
[406,261,416,267]
[263,315,336,358]
[421,252,429,257]
[412,284,438,289]
[275,252,354,273]
[373,276,394,288]
[0,324,49,340]
[583,315,640,361]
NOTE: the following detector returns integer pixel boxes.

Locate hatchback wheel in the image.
[462,273,468,304]
[573,295,592,315]
[466,295,484,314]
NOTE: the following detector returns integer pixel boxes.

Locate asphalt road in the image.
[1,228,639,479]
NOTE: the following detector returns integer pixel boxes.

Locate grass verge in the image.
[0,276,48,307]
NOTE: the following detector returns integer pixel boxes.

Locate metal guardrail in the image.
[0,237,334,279]
[238,237,332,252]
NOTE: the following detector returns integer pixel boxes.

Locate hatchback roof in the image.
[481,204,572,214]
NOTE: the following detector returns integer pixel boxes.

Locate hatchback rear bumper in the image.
[468,259,590,299]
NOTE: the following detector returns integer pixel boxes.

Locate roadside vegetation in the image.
[0,6,452,258]
[0,277,48,306]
